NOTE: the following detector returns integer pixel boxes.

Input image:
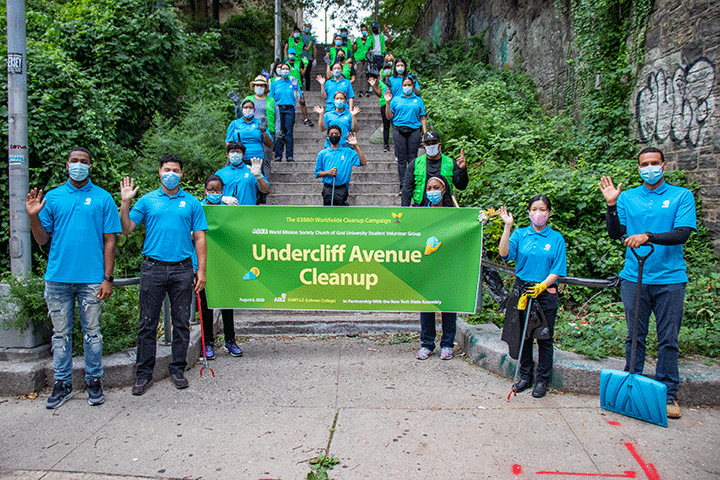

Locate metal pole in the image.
[274,0,282,63]
[374,0,379,23]
[7,0,30,277]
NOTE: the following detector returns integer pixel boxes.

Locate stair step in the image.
[266,192,402,206]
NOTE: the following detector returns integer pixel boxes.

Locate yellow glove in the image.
[517,293,529,310]
[527,281,547,298]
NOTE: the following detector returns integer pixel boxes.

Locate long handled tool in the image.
[507,296,533,401]
[330,175,336,207]
[600,242,667,427]
[196,291,215,378]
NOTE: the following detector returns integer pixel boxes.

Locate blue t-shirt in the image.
[384,75,421,98]
[314,146,362,186]
[323,109,353,148]
[270,76,300,106]
[390,94,425,129]
[324,77,355,110]
[225,117,265,161]
[215,164,268,206]
[502,225,567,284]
[129,188,208,262]
[39,180,121,283]
[617,181,696,284]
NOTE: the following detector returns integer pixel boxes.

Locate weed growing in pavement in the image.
[307,453,340,480]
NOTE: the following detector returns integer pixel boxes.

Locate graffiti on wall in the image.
[636,58,715,146]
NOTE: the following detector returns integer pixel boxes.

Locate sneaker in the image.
[667,398,681,418]
[131,377,153,396]
[224,340,243,357]
[383,145,389,152]
[204,342,215,360]
[275,157,283,163]
[170,372,189,389]
[46,381,73,409]
[304,118,314,127]
[86,378,105,406]
[416,347,433,360]
[286,158,295,162]
[440,347,453,360]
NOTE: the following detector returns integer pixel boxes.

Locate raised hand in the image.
[498,206,513,226]
[250,157,263,178]
[599,175,622,206]
[25,188,46,216]
[456,148,466,169]
[258,117,268,132]
[350,106,361,116]
[368,77,376,86]
[313,105,325,115]
[316,75,326,86]
[383,89,392,103]
[120,177,138,202]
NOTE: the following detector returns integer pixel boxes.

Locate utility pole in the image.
[7,0,30,277]
[374,0,379,23]
[274,0,282,63]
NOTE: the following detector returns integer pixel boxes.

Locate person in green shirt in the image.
[284,26,304,60]
[369,22,393,81]
[301,23,317,91]
[353,24,372,96]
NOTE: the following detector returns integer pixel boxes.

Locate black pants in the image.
[512,279,558,383]
[136,258,194,380]
[322,182,349,206]
[303,60,313,91]
[392,127,422,189]
[198,288,235,345]
[380,106,391,147]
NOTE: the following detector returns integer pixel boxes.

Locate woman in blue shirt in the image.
[385,76,427,192]
[384,57,420,98]
[225,100,272,166]
[498,195,567,398]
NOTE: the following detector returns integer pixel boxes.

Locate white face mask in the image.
[254,86,265,96]
[425,144,440,157]
[396,66,405,75]
[242,108,254,119]
[333,69,342,78]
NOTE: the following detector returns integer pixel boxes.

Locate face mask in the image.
[275,67,282,75]
[281,70,290,78]
[402,85,413,95]
[529,212,549,227]
[228,152,243,166]
[333,69,342,78]
[372,28,379,34]
[425,144,440,157]
[335,39,342,46]
[426,190,443,205]
[288,54,296,60]
[206,193,222,204]
[362,30,368,37]
[294,32,300,38]
[396,66,405,74]
[341,32,347,38]
[334,99,346,110]
[68,162,90,182]
[337,56,345,63]
[383,68,391,76]
[242,108,254,119]
[305,27,311,33]
[254,86,265,96]
[639,165,663,185]
[161,171,180,190]
[328,134,341,145]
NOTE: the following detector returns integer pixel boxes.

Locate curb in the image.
[456,319,720,406]
[0,325,202,396]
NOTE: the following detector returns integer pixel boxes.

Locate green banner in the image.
[204,206,483,313]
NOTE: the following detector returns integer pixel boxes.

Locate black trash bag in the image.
[501,285,551,360]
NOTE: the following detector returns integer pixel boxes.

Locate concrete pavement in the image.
[1,334,719,479]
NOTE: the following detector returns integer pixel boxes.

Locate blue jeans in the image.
[420,312,457,350]
[274,105,295,160]
[620,280,685,399]
[136,258,194,380]
[44,282,103,383]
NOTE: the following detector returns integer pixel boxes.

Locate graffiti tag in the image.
[636,58,715,147]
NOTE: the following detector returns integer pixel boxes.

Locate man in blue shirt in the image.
[119,155,208,395]
[26,147,121,409]
[600,147,696,419]
[315,126,366,205]
[215,142,269,205]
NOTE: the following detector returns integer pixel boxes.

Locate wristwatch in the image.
[104,275,114,283]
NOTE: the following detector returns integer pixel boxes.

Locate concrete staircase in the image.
[234,58,417,335]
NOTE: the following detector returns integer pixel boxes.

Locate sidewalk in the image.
[1,334,719,479]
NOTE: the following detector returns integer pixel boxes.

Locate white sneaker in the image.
[416,347,433,360]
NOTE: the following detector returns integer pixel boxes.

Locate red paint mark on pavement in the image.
[607,421,622,426]
[625,442,661,480]
[512,464,523,475]
[536,471,636,478]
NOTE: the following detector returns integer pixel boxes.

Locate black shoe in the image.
[86,378,105,406]
[532,381,548,398]
[275,157,282,163]
[170,372,189,389]
[131,377,153,396]
[304,118,314,127]
[512,377,532,394]
[286,158,295,162]
[383,145,389,152]
[46,380,73,409]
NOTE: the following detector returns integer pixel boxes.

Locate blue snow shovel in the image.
[600,241,667,427]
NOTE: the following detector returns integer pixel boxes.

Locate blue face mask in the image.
[206,193,222,204]
[362,30,368,36]
[281,70,290,78]
[334,99,346,110]
[305,27,311,33]
[341,32,347,38]
[228,152,243,166]
[402,85,413,95]
[294,32,300,38]
[335,39,342,46]
[161,171,181,190]
[68,162,90,182]
[426,190,443,205]
[639,165,664,185]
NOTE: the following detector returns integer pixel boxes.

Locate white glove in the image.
[222,196,239,206]
[250,157,263,179]
[478,211,488,224]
